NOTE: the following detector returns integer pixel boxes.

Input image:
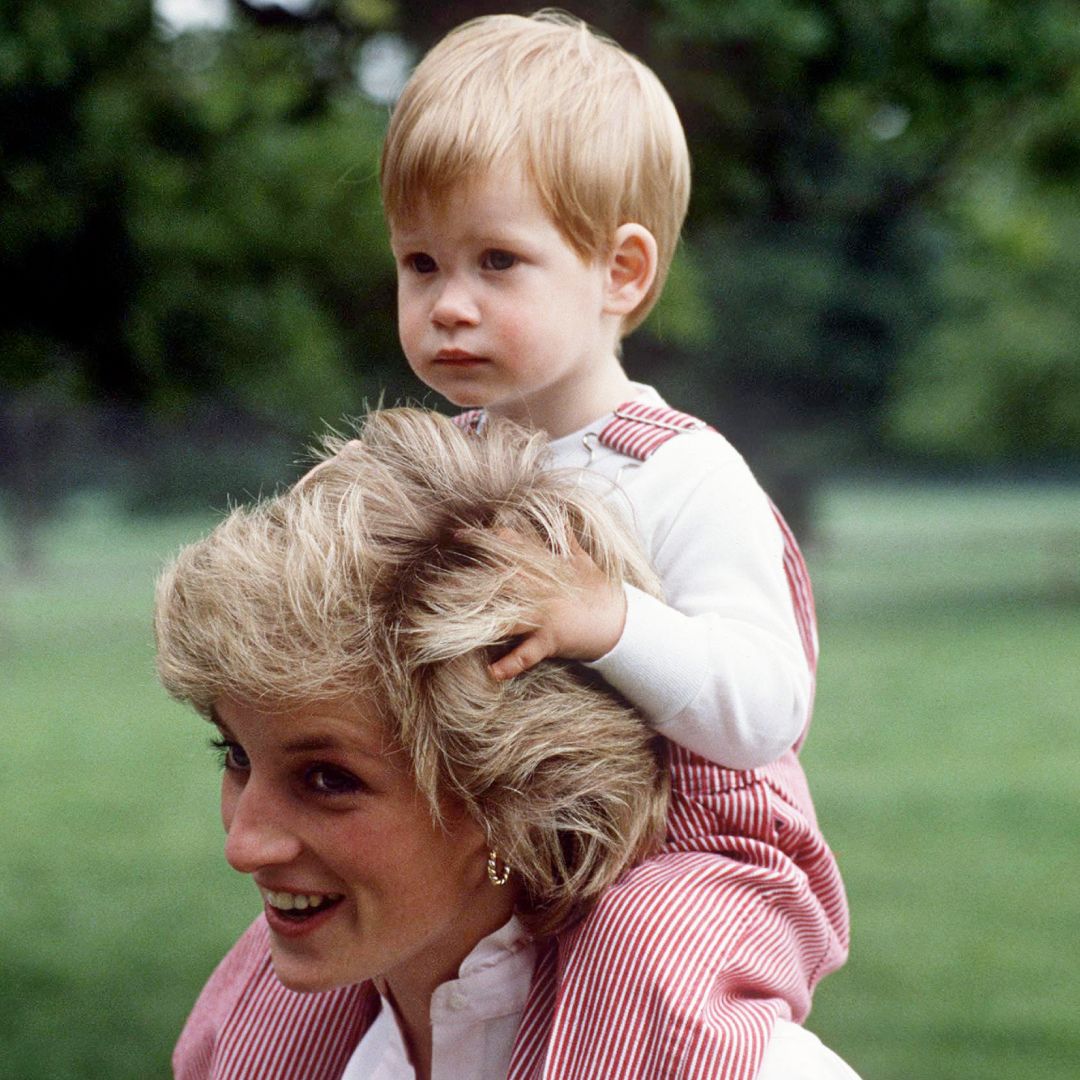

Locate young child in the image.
[382,12,849,1080]
[172,12,850,1080]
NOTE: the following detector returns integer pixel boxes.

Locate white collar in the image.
[340,917,535,1080]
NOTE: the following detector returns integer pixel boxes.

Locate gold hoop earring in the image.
[487,849,511,886]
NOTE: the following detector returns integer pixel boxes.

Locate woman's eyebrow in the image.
[281,734,383,759]
[207,706,231,735]
[282,735,339,753]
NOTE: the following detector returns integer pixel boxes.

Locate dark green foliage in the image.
[0,0,408,425]
[2,0,1078,544]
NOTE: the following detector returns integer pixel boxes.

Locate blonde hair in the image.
[155,408,669,935]
[381,10,690,332]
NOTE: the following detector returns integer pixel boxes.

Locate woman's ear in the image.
[603,224,658,318]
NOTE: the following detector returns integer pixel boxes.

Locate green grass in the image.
[1,497,256,1080]
[2,481,1078,1078]
[803,481,1080,1079]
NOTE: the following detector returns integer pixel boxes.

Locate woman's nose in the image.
[431,277,479,327]
[222,779,302,875]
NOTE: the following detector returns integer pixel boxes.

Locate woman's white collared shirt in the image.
[339,917,861,1080]
[340,918,536,1080]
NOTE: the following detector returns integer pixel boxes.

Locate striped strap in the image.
[452,408,485,432]
[770,498,818,675]
[598,401,818,677]
[597,400,709,460]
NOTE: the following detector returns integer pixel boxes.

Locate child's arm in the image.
[495,436,811,770]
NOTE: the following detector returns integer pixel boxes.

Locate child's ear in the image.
[603,224,658,317]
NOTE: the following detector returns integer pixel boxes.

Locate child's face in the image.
[390,166,625,436]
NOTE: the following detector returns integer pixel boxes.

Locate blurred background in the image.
[2,1,1078,1077]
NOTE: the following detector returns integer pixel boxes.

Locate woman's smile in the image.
[258,888,347,938]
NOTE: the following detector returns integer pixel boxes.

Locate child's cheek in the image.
[499,319,539,369]
[397,306,425,361]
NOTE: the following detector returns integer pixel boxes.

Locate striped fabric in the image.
[768,498,818,675]
[173,919,378,1080]
[451,408,485,432]
[518,402,849,1079]
[519,736,849,1079]
[598,400,709,461]
[173,402,848,1078]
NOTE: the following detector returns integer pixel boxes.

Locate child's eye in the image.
[306,764,364,796]
[210,737,249,772]
[482,249,517,271]
[408,252,437,273]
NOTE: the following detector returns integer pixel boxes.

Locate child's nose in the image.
[222,778,303,875]
[431,277,480,327]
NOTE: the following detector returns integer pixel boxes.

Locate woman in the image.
[156,409,859,1079]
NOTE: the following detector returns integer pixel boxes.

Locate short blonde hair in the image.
[381,11,691,333]
[155,408,669,936]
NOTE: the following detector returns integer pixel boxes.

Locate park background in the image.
[2,1,1078,1077]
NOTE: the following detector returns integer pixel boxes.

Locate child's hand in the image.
[488,533,627,680]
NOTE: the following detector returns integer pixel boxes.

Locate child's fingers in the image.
[489,631,555,680]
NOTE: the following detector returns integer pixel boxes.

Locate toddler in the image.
[382,12,849,1080]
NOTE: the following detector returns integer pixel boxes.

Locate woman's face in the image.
[213,698,515,997]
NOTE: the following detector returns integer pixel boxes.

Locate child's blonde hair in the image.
[381,10,691,332]
[155,408,669,935]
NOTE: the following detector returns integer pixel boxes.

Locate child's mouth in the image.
[435,350,488,366]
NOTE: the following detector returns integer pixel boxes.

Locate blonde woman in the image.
[157,409,858,1079]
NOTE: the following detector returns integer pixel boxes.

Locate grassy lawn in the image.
[803,481,1080,1079]
[2,481,1078,1078]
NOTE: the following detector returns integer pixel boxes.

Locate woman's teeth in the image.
[263,890,343,912]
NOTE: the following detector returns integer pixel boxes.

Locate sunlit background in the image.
[2,2,1078,1078]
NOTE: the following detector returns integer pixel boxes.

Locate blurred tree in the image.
[2,0,1079,561]
[634,0,1080,475]
[0,0,411,557]
[0,0,406,424]
[886,179,1080,461]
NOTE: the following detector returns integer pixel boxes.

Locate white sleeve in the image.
[587,437,811,769]
[757,1021,863,1079]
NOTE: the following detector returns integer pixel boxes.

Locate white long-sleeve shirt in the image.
[340,918,860,1080]
[548,385,811,769]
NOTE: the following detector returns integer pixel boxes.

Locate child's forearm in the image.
[588,584,810,769]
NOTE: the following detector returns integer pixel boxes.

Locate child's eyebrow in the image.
[391,222,538,251]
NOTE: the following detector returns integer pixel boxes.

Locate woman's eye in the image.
[211,738,249,772]
[483,249,517,271]
[306,765,363,796]
[408,252,437,273]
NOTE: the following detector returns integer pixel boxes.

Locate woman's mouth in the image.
[260,888,345,924]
